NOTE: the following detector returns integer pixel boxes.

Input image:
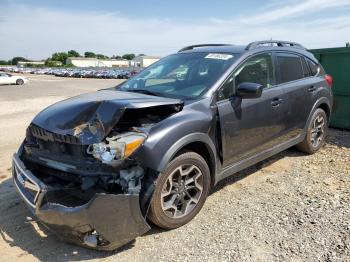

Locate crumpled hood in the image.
[32,90,182,144]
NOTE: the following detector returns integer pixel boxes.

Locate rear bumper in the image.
[12,152,151,251]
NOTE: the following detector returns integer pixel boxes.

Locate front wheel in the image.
[148,152,211,229]
[296,108,328,154]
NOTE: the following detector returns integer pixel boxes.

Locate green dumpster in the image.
[310,47,350,130]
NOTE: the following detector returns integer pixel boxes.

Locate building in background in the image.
[131,56,161,68]
[66,57,130,68]
[17,61,45,67]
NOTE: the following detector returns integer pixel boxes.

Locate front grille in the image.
[29,124,80,145]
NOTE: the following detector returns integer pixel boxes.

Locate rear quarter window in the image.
[277,53,304,84]
[306,58,321,76]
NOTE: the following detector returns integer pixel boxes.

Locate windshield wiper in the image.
[125,89,162,97]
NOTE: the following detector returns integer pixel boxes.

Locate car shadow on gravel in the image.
[211,129,348,194]
[326,128,350,148]
[212,148,304,194]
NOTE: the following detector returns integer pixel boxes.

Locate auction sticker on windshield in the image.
[205,53,233,60]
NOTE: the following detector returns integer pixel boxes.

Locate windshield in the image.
[118,52,238,99]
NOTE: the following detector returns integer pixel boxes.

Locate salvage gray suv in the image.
[13,41,333,250]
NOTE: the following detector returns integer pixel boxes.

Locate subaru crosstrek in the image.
[12,40,333,250]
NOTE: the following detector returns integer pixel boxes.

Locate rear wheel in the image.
[148,152,211,229]
[16,79,24,85]
[296,108,328,154]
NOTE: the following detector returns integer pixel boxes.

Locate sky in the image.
[1,0,350,60]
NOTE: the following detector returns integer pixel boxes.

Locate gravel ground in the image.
[0,75,349,261]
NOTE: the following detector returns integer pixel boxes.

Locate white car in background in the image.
[0,72,28,85]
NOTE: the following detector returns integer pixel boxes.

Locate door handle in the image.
[271,98,283,107]
[308,86,317,92]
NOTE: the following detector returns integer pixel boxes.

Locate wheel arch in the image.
[318,102,331,121]
[157,133,217,187]
[304,97,332,130]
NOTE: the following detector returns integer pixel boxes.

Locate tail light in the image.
[325,74,333,88]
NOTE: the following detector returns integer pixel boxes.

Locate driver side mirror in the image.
[237,82,263,99]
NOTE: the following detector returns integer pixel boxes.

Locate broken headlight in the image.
[87,132,147,165]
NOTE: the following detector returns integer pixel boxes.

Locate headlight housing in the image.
[87,132,147,165]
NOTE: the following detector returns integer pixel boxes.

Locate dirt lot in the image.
[0,74,349,262]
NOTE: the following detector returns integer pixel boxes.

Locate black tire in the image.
[296,108,328,154]
[148,152,211,229]
[16,79,24,85]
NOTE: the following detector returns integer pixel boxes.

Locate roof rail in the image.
[178,44,232,53]
[245,40,305,50]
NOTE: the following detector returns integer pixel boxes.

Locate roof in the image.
[178,41,310,55]
[180,45,246,54]
[177,43,317,63]
[67,57,128,62]
[144,56,161,59]
[98,59,129,63]
[135,55,162,60]
[17,61,45,64]
[67,57,98,61]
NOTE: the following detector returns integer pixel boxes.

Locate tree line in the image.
[0,50,146,66]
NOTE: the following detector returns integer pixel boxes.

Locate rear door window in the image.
[277,53,304,84]
[301,57,311,77]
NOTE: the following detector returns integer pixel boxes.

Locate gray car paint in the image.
[135,45,332,185]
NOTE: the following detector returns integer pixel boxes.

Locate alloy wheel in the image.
[161,164,203,219]
[311,115,325,148]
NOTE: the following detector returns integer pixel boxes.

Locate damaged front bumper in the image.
[12,152,151,251]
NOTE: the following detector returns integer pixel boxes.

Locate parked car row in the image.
[0,66,142,79]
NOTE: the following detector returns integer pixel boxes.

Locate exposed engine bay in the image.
[22,104,182,199]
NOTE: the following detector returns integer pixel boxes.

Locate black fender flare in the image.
[138,133,218,215]
[156,132,217,174]
[304,97,332,131]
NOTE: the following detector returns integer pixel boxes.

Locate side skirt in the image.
[215,134,305,184]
